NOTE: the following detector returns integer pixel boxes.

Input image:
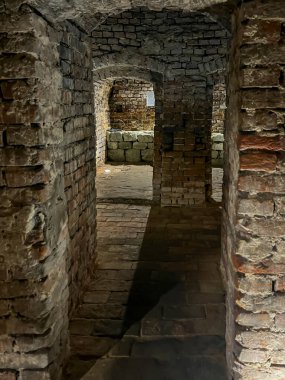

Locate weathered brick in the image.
[240,153,277,172]
[242,19,281,44]
[241,89,285,109]
[238,199,274,216]
[243,1,285,20]
[238,174,285,193]
[274,276,285,292]
[240,110,278,132]
[244,218,285,237]
[240,135,285,152]
[238,275,272,295]
[239,348,268,364]
[241,67,280,88]
[236,312,273,329]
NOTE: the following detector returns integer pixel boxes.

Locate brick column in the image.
[0,5,69,379]
[223,1,285,378]
[160,80,212,206]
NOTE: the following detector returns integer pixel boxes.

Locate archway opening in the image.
[95,78,156,202]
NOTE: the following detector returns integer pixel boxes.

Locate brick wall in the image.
[60,21,96,315]
[222,2,285,378]
[109,79,155,131]
[212,82,226,134]
[92,9,230,206]
[0,5,69,379]
[94,80,112,166]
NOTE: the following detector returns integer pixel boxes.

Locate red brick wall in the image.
[222,2,285,378]
[109,79,155,131]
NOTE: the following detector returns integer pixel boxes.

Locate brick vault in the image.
[1,0,285,379]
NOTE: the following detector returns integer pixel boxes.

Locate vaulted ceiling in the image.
[29,0,235,31]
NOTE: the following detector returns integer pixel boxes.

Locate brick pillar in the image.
[160,80,212,206]
[223,1,285,378]
[0,4,68,379]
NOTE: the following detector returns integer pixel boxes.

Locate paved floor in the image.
[96,164,153,202]
[96,164,223,203]
[65,164,226,379]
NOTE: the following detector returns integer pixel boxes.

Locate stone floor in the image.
[96,164,223,203]
[96,164,153,202]
[64,164,226,379]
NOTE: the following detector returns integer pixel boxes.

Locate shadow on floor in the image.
[64,203,226,379]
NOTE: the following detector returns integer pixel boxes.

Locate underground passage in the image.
[1,0,285,379]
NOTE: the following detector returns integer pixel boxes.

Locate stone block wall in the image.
[211,133,224,167]
[92,9,230,206]
[109,79,155,131]
[222,2,285,379]
[107,130,154,163]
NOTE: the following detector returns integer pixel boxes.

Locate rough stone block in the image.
[245,218,285,237]
[238,199,274,216]
[125,149,141,163]
[274,276,285,293]
[118,141,132,149]
[133,142,147,149]
[107,142,118,149]
[236,238,273,262]
[240,110,278,132]
[107,131,123,142]
[107,149,125,162]
[241,44,285,66]
[236,312,273,329]
[123,132,137,142]
[238,174,285,194]
[141,149,153,162]
[238,275,272,295]
[211,133,224,143]
[241,89,285,109]
[242,20,281,44]
[239,348,268,364]
[241,67,280,88]
[137,133,153,143]
[212,143,223,151]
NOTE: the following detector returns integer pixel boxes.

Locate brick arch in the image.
[93,52,167,78]
[93,65,163,202]
[93,65,164,84]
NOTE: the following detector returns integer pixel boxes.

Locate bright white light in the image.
[104,169,111,173]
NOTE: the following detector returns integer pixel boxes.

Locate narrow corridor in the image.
[65,166,226,379]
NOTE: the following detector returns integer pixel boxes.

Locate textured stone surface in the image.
[107,131,154,163]
[222,3,285,379]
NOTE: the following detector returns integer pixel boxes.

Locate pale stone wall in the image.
[211,133,224,168]
[107,130,154,163]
